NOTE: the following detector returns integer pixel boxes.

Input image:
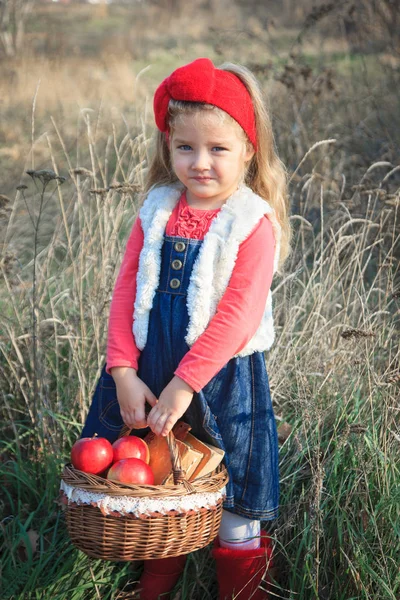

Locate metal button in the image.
[170,278,181,289]
[171,259,183,270]
[174,241,186,252]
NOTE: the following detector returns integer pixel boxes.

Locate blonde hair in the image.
[143,62,292,271]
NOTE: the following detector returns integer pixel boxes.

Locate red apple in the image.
[71,436,113,475]
[112,436,150,464]
[107,458,155,485]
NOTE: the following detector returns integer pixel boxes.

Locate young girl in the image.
[81,57,291,599]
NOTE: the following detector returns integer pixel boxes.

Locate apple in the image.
[71,436,113,475]
[112,435,150,464]
[107,458,155,485]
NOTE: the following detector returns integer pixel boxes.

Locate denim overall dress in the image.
[81,234,280,521]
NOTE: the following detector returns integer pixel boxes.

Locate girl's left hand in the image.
[147,375,195,437]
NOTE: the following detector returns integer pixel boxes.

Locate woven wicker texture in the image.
[61,430,229,560]
[65,499,224,560]
[62,463,227,496]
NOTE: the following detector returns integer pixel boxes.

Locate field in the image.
[0,1,399,599]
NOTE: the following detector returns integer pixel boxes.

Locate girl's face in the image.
[170,111,254,209]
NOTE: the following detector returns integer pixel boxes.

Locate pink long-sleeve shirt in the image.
[106,191,276,392]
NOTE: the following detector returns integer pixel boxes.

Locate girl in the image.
[81,57,291,599]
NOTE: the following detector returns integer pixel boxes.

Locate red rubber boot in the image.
[135,554,187,600]
[212,531,273,599]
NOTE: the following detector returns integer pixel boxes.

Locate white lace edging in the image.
[60,480,226,518]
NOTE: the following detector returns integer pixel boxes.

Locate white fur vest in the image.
[132,183,281,357]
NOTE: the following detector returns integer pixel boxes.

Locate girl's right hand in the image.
[110,367,158,429]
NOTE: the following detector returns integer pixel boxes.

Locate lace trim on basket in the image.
[60,480,226,518]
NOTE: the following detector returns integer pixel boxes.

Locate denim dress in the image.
[81,234,280,521]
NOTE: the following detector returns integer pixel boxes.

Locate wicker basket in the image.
[60,430,229,561]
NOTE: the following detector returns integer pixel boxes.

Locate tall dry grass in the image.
[0,3,399,597]
[268,157,399,596]
[0,102,399,597]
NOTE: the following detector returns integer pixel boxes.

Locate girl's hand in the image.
[110,367,158,429]
[147,376,194,437]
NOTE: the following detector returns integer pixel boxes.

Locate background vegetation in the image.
[0,1,399,599]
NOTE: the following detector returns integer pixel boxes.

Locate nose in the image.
[192,149,210,171]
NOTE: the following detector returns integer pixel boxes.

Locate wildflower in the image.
[70,168,93,178]
[386,370,400,385]
[109,183,140,194]
[26,169,66,185]
[0,194,11,208]
[0,251,16,277]
[340,328,375,340]
[89,188,109,195]
[349,423,367,434]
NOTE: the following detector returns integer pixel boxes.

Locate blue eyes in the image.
[177,145,227,152]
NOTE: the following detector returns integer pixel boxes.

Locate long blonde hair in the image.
[143,62,292,271]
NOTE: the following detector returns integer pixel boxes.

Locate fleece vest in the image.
[132,183,281,357]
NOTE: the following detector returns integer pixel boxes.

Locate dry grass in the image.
[0,3,399,598]
[0,111,399,597]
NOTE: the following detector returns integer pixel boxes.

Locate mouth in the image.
[192,177,213,182]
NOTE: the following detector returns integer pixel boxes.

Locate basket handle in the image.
[118,426,188,487]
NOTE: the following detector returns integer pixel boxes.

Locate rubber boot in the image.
[135,554,187,600]
[212,531,273,599]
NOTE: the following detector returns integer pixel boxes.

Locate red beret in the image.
[153,58,257,150]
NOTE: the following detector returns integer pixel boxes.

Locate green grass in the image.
[1,375,398,599]
[276,386,400,598]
